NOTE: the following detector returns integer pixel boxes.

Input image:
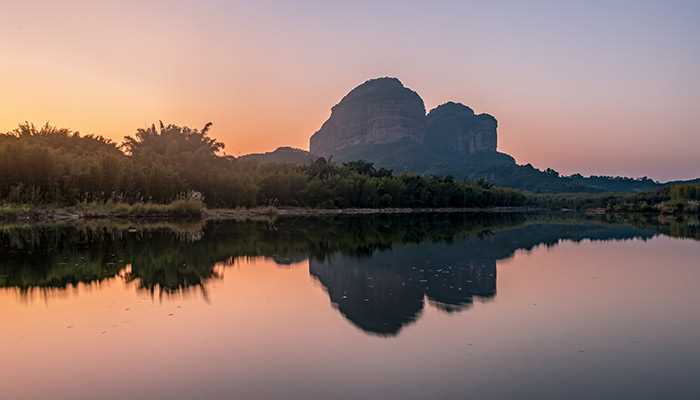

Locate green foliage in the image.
[122,121,222,158]
[0,122,530,209]
[489,163,661,193]
[79,197,205,219]
[532,184,700,216]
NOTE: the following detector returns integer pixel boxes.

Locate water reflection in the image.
[309,218,660,335]
[0,214,693,335]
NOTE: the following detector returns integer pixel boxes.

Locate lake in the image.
[1,214,699,399]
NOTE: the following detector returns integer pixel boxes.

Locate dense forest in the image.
[2,121,697,216]
[0,122,528,209]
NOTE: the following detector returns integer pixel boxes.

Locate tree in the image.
[122,121,221,158]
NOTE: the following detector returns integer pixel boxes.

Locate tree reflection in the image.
[0,214,667,334]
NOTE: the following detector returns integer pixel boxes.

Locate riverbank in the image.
[0,204,548,223]
[207,206,550,220]
[4,200,700,224]
[0,200,204,223]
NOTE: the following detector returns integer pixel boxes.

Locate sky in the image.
[1,0,699,181]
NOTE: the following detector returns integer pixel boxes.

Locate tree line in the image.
[0,122,528,209]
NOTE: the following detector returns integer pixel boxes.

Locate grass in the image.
[80,199,205,219]
[1,198,205,222]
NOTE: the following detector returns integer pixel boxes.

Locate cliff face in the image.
[310,77,426,158]
[426,102,497,156]
[309,77,504,174]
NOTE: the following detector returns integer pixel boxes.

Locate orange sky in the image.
[2,1,699,180]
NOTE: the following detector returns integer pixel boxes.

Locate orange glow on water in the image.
[1,236,699,398]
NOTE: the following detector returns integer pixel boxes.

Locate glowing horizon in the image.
[2,1,699,181]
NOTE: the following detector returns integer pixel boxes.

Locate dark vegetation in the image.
[1,121,697,217]
[484,163,661,193]
[530,183,700,216]
[0,122,527,210]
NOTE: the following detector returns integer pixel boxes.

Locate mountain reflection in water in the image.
[0,214,689,336]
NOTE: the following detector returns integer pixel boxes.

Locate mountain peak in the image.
[428,102,475,117]
[311,77,426,157]
[311,77,498,161]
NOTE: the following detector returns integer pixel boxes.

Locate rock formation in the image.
[309,77,509,176]
[425,102,497,156]
[310,77,426,158]
[241,76,672,193]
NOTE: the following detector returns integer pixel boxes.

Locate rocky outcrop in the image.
[426,102,497,155]
[244,77,521,187]
[310,77,426,158]
[309,77,506,176]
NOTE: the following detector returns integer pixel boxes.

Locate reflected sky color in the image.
[2,234,699,399]
[1,0,699,180]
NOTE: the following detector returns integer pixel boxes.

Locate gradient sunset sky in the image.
[2,0,698,180]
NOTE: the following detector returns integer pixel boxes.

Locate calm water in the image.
[1,214,699,399]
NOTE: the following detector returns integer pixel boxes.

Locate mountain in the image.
[310,77,426,157]
[425,101,497,156]
[309,77,515,175]
[241,77,696,193]
[307,77,654,192]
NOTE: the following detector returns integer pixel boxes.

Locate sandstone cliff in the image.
[308,77,510,176]
[425,102,497,156]
[310,77,426,158]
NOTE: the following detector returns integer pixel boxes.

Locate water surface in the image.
[1,214,699,399]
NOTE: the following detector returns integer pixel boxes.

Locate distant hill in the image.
[238,146,314,165]
[241,77,697,193]
[664,178,700,187]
